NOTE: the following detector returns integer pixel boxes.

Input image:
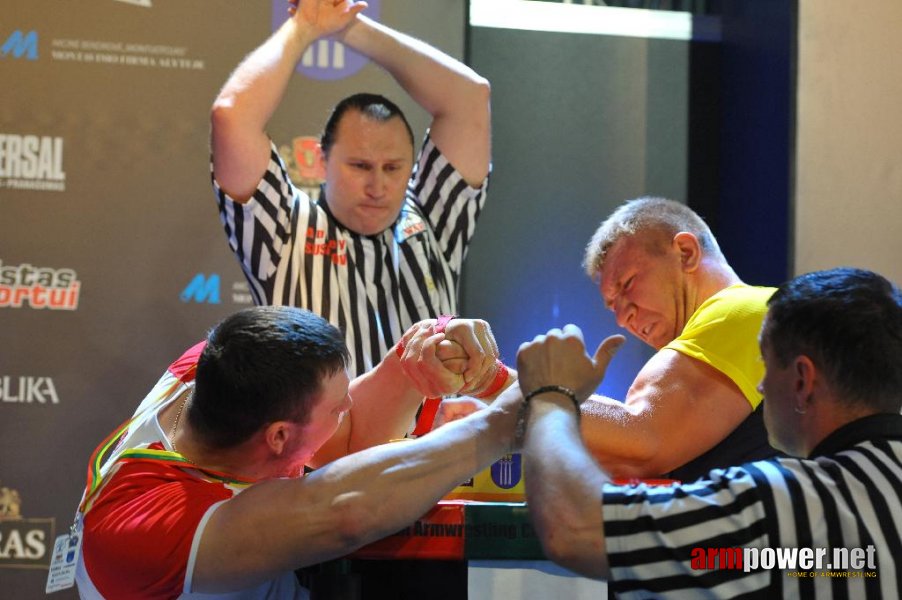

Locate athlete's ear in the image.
[264,421,292,455]
[673,232,701,273]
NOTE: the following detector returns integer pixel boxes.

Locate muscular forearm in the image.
[213,20,313,135]
[579,395,667,478]
[580,362,755,478]
[345,352,425,452]
[341,16,486,117]
[210,19,319,199]
[311,391,517,542]
[525,395,610,579]
[196,386,519,591]
[308,352,423,467]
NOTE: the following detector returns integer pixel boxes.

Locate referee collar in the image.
[809,413,902,458]
[317,185,400,240]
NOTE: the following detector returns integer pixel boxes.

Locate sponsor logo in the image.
[0,133,66,192]
[278,135,326,201]
[0,484,55,569]
[375,509,537,545]
[0,377,59,405]
[490,453,522,489]
[395,210,427,243]
[304,227,348,266]
[180,275,253,305]
[181,273,221,304]
[0,261,80,310]
[270,0,381,80]
[691,545,878,578]
[283,136,326,183]
[49,38,203,71]
[1,30,38,61]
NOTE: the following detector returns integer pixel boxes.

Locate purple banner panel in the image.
[270,0,381,81]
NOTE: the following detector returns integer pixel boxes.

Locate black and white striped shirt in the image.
[213,134,487,376]
[603,414,902,599]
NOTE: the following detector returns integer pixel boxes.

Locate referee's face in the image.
[323,111,415,236]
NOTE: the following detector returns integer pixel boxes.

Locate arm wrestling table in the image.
[346,499,608,600]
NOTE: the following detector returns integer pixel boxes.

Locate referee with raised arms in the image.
[210,0,494,382]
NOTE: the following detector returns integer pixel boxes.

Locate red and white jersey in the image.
[75,342,308,599]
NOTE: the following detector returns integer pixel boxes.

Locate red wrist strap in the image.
[475,360,509,399]
[396,315,457,359]
[434,314,456,333]
[404,315,457,438]
[411,397,441,437]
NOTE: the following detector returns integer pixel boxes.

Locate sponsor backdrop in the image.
[3,1,787,597]
[1,1,466,597]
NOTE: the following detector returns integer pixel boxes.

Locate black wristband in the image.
[515,384,580,445]
[524,385,580,418]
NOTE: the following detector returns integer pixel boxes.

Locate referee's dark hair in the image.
[321,92,415,159]
[189,306,350,449]
[764,267,902,413]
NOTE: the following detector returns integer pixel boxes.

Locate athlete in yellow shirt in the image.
[580,197,779,480]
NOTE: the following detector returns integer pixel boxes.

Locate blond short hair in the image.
[583,197,724,279]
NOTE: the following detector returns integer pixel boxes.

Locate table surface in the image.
[350,501,545,561]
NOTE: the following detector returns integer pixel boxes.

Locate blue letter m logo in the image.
[181,273,221,304]
[1,30,38,60]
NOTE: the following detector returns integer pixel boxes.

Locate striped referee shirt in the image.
[213,134,487,377]
[603,414,902,599]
